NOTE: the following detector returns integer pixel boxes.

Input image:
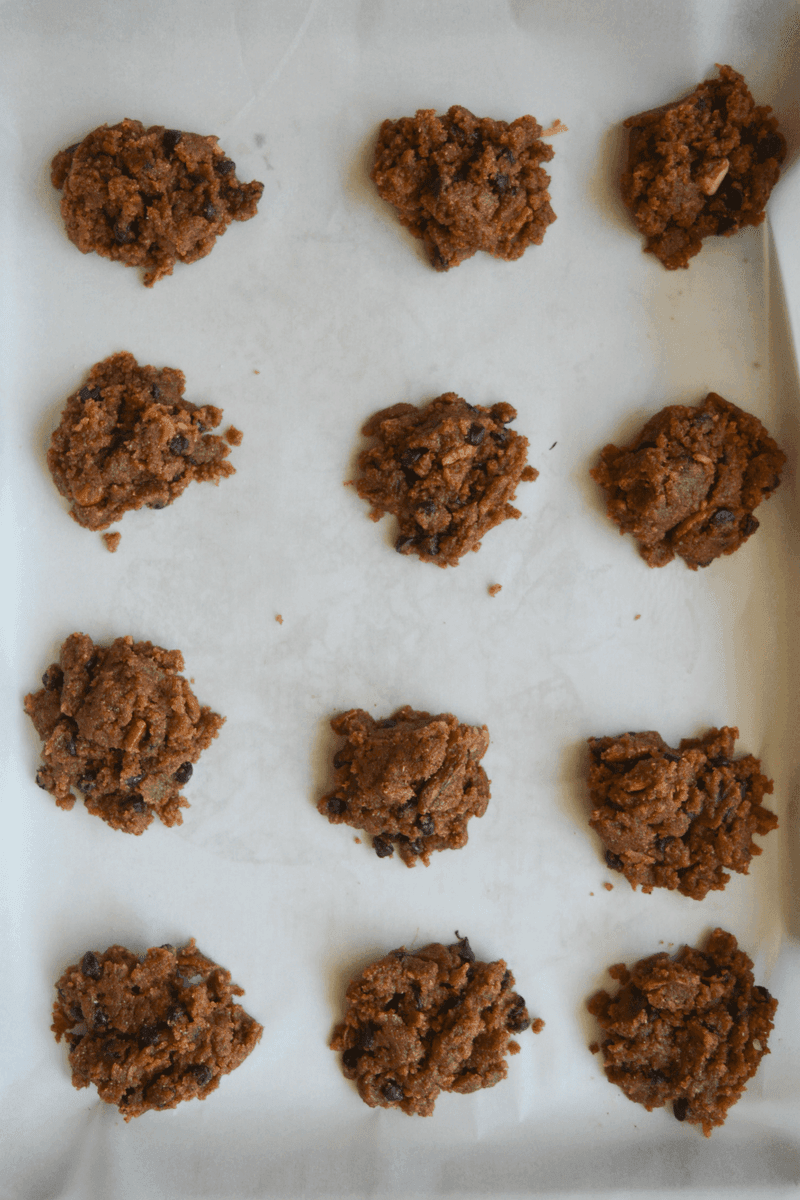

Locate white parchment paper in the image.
[2,1,799,1197]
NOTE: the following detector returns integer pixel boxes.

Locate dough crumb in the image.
[591,392,784,569]
[319,705,490,866]
[588,727,777,899]
[488,584,502,596]
[634,613,641,620]
[24,632,224,833]
[356,393,537,567]
[102,532,121,553]
[51,119,263,285]
[275,614,283,625]
[622,65,786,269]
[588,929,777,1135]
[589,1041,600,1054]
[372,105,556,270]
[603,881,614,891]
[331,935,540,1115]
[225,425,243,446]
[52,939,261,1119]
[48,352,238,531]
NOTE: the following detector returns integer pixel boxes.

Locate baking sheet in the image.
[2,1,800,1197]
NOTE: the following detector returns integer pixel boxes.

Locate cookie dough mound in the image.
[52,939,262,1119]
[319,706,490,866]
[591,392,784,569]
[356,393,538,567]
[588,929,777,1135]
[48,352,238,531]
[622,65,786,269]
[51,119,264,285]
[372,105,557,270]
[24,632,224,833]
[588,727,777,900]
[331,935,541,1115]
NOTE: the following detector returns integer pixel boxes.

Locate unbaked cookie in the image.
[24,632,224,833]
[588,929,777,1135]
[331,935,542,1116]
[52,940,262,1118]
[622,65,786,269]
[372,105,557,270]
[48,352,238,531]
[355,393,538,566]
[588,727,777,900]
[51,119,263,285]
[591,392,784,569]
[319,706,490,865]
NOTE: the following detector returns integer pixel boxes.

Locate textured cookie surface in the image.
[52,940,262,1118]
[319,706,490,865]
[51,119,263,285]
[355,393,537,566]
[588,929,777,1135]
[372,105,556,269]
[48,352,237,531]
[331,936,542,1116]
[24,632,224,833]
[622,65,785,269]
[588,727,777,900]
[591,392,784,568]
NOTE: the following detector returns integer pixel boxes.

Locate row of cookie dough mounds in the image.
[591,392,785,569]
[588,928,778,1136]
[318,706,490,865]
[354,392,538,567]
[51,120,264,286]
[622,65,786,270]
[52,940,262,1119]
[587,727,777,900]
[372,105,560,271]
[24,632,223,833]
[47,352,241,537]
[331,935,542,1116]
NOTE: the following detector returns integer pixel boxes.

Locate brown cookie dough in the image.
[51,119,263,285]
[355,393,537,567]
[24,632,224,833]
[319,706,490,866]
[48,352,238,531]
[372,105,557,270]
[591,392,784,569]
[588,727,777,900]
[622,65,786,269]
[52,940,262,1119]
[587,929,777,1135]
[331,935,542,1116]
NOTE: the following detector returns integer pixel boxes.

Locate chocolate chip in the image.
[742,513,759,536]
[605,850,623,871]
[166,1004,185,1025]
[654,835,674,854]
[692,412,714,429]
[425,534,440,556]
[711,756,731,768]
[215,157,236,175]
[77,772,97,793]
[695,96,707,112]
[407,839,424,855]
[169,435,190,456]
[507,1004,530,1033]
[401,447,425,469]
[173,761,193,785]
[720,182,744,211]
[383,992,404,1012]
[93,1006,109,1030]
[148,500,168,510]
[332,750,350,770]
[342,1047,361,1069]
[378,719,397,729]
[114,223,136,244]
[382,1081,404,1103]
[79,386,102,402]
[151,384,161,399]
[327,796,347,815]
[85,655,99,675]
[395,535,416,555]
[119,1088,134,1106]
[417,814,434,836]
[163,129,182,152]
[67,736,77,757]
[411,982,424,1011]
[758,132,783,162]
[64,143,79,154]
[440,992,464,1014]
[416,499,436,517]
[138,1024,159,1048]
[492,428,509,446]
[125,773,144,789]
[202,202,216,221]
[102,1039,122,1062]
[42,666,63,690]
[649,1069,667,1085]
[126,795,146,814]
[673,1097,689,1122]
[500,969,512,990]
[753,985,772,1003]
[454,933,475,962]
[373,836,394,858]
[716,215,738,234]
[35,770,48,790]
[710,508,736,526]
[663,752,680,763]
[81,951,102,979]
[492,172,509,193]
[500,146,516,164]
[466,423,485,445]
[189,1063,213,1086]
